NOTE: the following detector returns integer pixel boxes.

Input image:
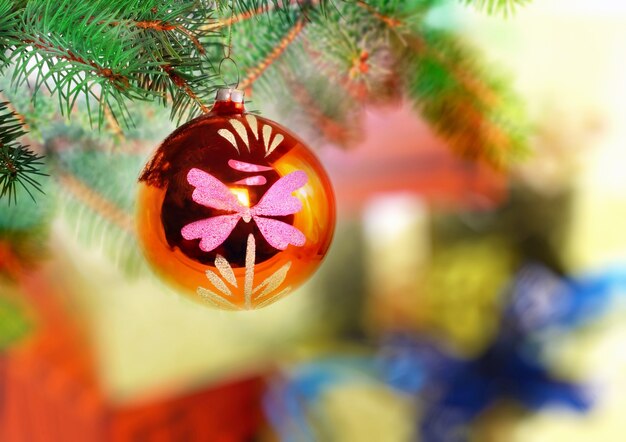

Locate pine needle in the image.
[0,100,47,205]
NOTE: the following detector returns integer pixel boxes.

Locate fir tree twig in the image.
[0,101,46,204]
[239,18,306,91]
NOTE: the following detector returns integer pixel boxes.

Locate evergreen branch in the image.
[301,38,368,100]
[12,0,162,127]
[299,3,400,101]
[239,17,306,91]
[8,0,219,129]
[203,4,271,30]
[0,100,46,204]
[58,172,133,233]
[286,78,355,145]
[231,0,305,21]
[55,149,146,275]
[350,1,527,167]
[0,0,20,70]
[168,66,218,123]
[102,18,206,54]
[164,65,211,114]
[355,0,402,28]
[405,31,527,167]
[278,48,358,146]
[461,0,532,16]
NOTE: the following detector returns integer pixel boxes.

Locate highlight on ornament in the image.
[137,88,336,310]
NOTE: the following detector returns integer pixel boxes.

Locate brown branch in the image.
[0,143,17,175]
[127,20,205,54]
[239,18,306,92]
[281,67,355,146]
[84,15,207,54]
[0,93,29,130]
[355,1,510,166]
[203,0,324,31]
[202,5,271,31]
[103,104,125,141]
[58,173,134,233]
[301,38,368,101]
[355,1,495,106]
[163,65,210,114]
[174,26,206,54]
[23,37,130,90]
[409,37,497,107]
[356,1,402,28]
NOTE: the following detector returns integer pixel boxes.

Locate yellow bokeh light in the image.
[230,187,250,207]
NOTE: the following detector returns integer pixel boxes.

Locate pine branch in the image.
[203,4,271,30]
[58,173,134,233]
[55,148,145,275]
[282,64,356,146]
[239,17,306,91]
[405,30,527,167]
[8,0,220,128]
[345,1,528,167]
[301,37,368,100]
[300,3,403,101]
[0,0,20,71]
[231,0,309,21]
[355,0,402,28]
[0,100,46,204]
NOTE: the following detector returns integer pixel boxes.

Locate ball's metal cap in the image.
[216,88,244,103]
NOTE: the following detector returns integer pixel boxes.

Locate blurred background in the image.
[3,0,626,441]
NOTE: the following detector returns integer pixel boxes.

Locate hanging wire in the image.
[219,0,241,89]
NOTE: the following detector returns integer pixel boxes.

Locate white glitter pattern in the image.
[265,134,284,157]
[197,287,238,310]
[246,115,258,139]
[230,119,250,151]
[262,125,272,153]
[218,128,239,153]
[253,262,292,299]
[255,287,292,309]
[244,234,255,309]
[205,270,232,296]
[215,254,237,287]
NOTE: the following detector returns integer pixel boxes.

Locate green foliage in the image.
[0,1,19,69]
[0,154,53,270]
[0,100,47,203]
[55,148,147,276]
[404,29,528,166]
[10,0,219,127]
[0,295,31,350]
[0,0,533,220]
[0,0,231,203]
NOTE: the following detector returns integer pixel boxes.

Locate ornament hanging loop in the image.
[218,56,240,90]
[218,0,240,89]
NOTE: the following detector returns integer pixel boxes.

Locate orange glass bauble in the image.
[137,89,335,310]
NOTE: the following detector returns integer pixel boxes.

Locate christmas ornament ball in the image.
[137,89,335,310]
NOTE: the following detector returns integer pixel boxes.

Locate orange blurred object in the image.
[137,89,336,310]
[0,266,264,442]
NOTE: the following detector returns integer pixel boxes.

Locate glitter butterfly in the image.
[181,168,308,251]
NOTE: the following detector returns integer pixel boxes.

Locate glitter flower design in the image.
[181,167,308,251]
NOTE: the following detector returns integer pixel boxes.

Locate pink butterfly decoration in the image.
[181,168,308,251]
